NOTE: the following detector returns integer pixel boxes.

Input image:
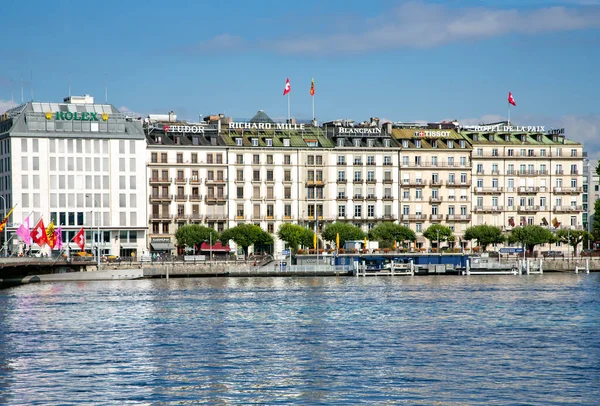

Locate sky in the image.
[1,0,599,156]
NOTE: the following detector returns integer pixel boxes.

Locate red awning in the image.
[200,241,231,252]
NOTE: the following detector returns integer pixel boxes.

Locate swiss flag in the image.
[31,219,48,247]
[73,227,86,251]
[508,91,516,106]
[283,78,291,96]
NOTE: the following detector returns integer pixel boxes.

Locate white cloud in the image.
[198,1,600,54]
[0,99,17,114]
[118,105,143,118]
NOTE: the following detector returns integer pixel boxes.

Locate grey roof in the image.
[249,110,275,124]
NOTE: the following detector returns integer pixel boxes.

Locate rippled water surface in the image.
[1,274,599,405]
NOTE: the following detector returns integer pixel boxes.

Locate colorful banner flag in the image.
[0,206,15,233]
[336,232,340,249]
[283,77,291,96]
[46,221,56,249]
[508,91,516,106]
[552,217,561,228]
[310,78,315,96]
[31,218,48,247]
[73,227,86,251]
[313,232,317,250]
[55,226,63,251]
[16,216,31,246]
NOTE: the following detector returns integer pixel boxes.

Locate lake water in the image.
[0,274,599,405]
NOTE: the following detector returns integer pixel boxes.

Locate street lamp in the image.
[436,229,440,255]
[86,194,101,271]
[0,195,6,257]
[209,231,213,273]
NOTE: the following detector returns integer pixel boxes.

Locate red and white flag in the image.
[508,91,516,106]
[283,78,291,96]
[73,227,86,251]
[31,218,48,247]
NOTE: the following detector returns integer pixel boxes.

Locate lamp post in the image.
[436,229,440,254]
[86,194,101,271]
[209,231,213,273]
[0,195,6,257]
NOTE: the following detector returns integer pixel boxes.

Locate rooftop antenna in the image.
[30,71,34,101]
[104,74,108,104]
[68,73,71,97]
[20,75,23,104]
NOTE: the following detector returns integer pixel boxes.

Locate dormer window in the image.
[459,140,465,148]
[402,140,409,148]
[383,139,390,147]
[265,138,273,147]
[521,134,526,143]
[447,140,454,148]
[283,138,290,147]
[367,139,374,147]
[236,138,243,146]
[354,139,361,147]
[156,136,162,144]
[174,136,181,145]
[505,134,510,142]
[192,136,199,145]
[473,134,479,142]
[553,135,558,142]
[252,138,259,146]
[537,135,542,142]
[338,138,344,147]
[432,140,437,148]
[414,140,421,148]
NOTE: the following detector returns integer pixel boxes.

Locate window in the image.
[367,156,375,165]
[266,155,273,164]
[283,138,290,147]
[338,205,346,217]
[284,204,291,218]
[176,153,183,163]
[447,140,454,149]
[236,154,243,164]
[265,139,273,147]
[402,140,409,148]
[236,138,243,146]
[338,171,346,181]
[354,205,362,217]
[237,187,244,198]
[415,140,421,148]
[252,139,259,147]
[284,155,291,165]
[338,155,346,165]
[384,156,391,165]
[368,205,375,217]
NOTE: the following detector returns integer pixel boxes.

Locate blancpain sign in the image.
[228,122,305,130]
[463,125,546,132]
[414,130,450,137]
[338,127,382,135]
[164,125,205,133]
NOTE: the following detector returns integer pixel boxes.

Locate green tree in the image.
[368,223,416,249]
[175,224,218,252]
[555,229,589,257]
[277,224,314,251]
[423,224,453,249]
[507,225,555,254]
[219,224,272,259]
[322,222,364,248]
[592,199,600,241]
[463,225,505,252]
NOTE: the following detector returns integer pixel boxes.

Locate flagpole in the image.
[312,95,315,121]
[508,104,511,127]
[287,93,290,122]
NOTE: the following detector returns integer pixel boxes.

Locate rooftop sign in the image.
[338,127,382,136]
[414,130,450,137]
[228,122,305,130]
[47,111,109,121]
[164,125,205,134]
[463,125,546,132]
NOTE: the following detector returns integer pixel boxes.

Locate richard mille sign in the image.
[228,122,306,130]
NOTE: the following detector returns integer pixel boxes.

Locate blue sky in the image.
[1,0,600,155]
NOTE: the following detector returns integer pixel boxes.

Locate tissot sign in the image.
[228,122,305,130]
[46,111,109,121]
[463,125,546,132]
[414,130,450,137]
[164,125,205,133]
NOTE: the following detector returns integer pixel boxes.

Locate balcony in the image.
[556,169,564,175]
[234,178,245,183]
[366,194,377,201]
[149,193,172,203]
[353,160,363,166]
[383,178,393,184]
[149,177,171,185]
[472,206,504,213]
[381,214,396,221]
[517,187,539,194]
[401,214,426,221]
[430,179,443,187]
[175,177,187,185]
[205,214,227,221]
[174,213,188,221]
[518,170,538,176]
[174,194,188,202]
[518,205,539,212]
[306,179,325,186]
[353,194,364,200]
[429,196,444,203]
[401,180,426,187]
[473,187,503,194]
[337,161,346,166]
[337,178,347,184]
[366,179,376,184]
[554,205,583,213]
[283,177,293,184]
[446,214,471,222]
[382,195,394,201]
[336,194,347,201]
[205,178,226,185]
[189,214,203,223]
[430,214,443,221]
[353,179,364,184]
[190,177,201,185]
[189,194,202,202]
[205,195,227,204]
[446,181,471,187]
[149,214,172,222]
[553,187,582,194]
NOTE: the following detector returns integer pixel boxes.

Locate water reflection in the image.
[0,274,598,404]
